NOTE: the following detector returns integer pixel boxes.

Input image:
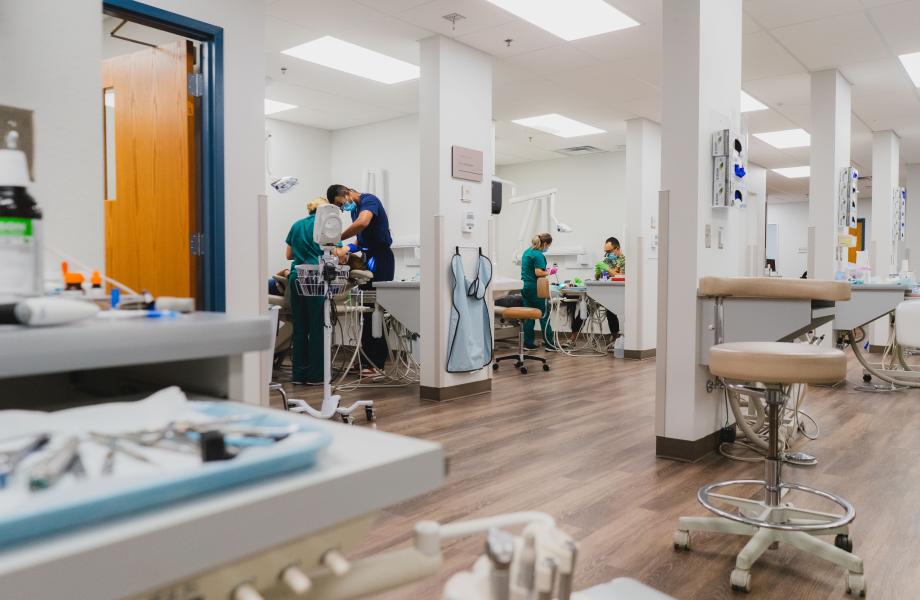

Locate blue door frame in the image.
[103,0,226,311]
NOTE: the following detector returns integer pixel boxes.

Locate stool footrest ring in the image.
[697,479,855,532]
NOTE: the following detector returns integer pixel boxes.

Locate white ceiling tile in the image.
[772,103,812,131]
[395,0,516,38]
[742,109,799,134]
[544,64,660,104]
[266,0,384,31]
[852,92,920,133]
[743,73,811,107]
[743,0,864,30]
[742,31,806,81]
[354,0,433,15]
[492,58,537,87]
[264,16,324,54]
[866,0,920,55]
[840,57,917,98]
[615,95,660,122]
[771,12,891,70]
[571,22,661,62]
[454,18,566,58]
[899,136,920,163]
[503,45,602,77]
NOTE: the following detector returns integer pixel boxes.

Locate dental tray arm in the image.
[303,512,558,600]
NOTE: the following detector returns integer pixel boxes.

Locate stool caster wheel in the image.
[835,534,853,553]
[862,373,872,383]
[730,568,751,593]
[493,363,499,371]
[365,407,375,422]
[542,364,550,371]
[520,366,528,374]
[846,572,866,597]
[673,529,690,551]
[340,414,355,425]
[514,361,523,368]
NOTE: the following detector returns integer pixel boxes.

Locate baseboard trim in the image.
[420,378,492,402]
[656,430,721,462]
[624,348,656,360]
[867,344,887,354]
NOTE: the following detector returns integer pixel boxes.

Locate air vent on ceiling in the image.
[554,145,608,157]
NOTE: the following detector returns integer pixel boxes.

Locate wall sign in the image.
[452,145,483,182]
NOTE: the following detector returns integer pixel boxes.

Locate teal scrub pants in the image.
[289,277,325,383]
[521,285,554,348]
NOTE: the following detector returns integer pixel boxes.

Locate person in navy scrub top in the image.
[327,184,395,372]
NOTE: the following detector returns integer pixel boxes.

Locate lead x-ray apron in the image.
[446,248,493,373]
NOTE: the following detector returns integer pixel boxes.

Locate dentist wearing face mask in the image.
[327,184,394,373]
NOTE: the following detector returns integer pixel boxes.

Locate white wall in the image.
[331,115,420,280]
[0,0,105,275]
[265,119,331,274]
[766,201,809,278]
[495,152,626,281]
[0,0,266,403]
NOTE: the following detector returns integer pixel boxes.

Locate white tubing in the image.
[439,512,555,539]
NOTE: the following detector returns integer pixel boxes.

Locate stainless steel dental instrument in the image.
[0,433,50,488]
[28,436,82,491]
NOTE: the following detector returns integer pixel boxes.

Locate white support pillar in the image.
[905,164,920,275]
[624,118,661,357]
[869,130,900,347]
[743,163,768,276]
[656,0,743,459]
[808,70,851,281]
[419,36,493,401]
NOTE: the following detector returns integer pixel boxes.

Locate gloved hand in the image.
[347,243,359,253]
[548,265,558,276]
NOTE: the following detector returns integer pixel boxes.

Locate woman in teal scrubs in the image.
[285,198,327,384]
[520,232,556,351]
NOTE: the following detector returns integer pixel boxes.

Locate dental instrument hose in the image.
[849,326,920,388]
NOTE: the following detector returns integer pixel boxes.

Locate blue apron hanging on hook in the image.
[446,247,493,373]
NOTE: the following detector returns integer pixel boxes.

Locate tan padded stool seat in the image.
[699,276,851,301]
[710,341,847,385]
[502,307,543,321]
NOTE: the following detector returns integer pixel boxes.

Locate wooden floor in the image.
[275,351,920,599]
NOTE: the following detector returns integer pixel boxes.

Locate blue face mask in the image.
[607,252,618,260]
[342,200,356,212]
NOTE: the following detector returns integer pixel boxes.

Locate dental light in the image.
[265,132,299,194]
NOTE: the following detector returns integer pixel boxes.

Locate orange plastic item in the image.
[90,271,102,287]
[61,261,85,289]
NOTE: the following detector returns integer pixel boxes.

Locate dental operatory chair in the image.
[674,341,866,596]
[269,274,292,366]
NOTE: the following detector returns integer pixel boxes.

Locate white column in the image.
[419,36,493,400]
[808,70,851,281]
[869,130,900,346]
[624,118,660,355]
[905,164,920,275]
[744,164,768,276]
[657,0,743,452]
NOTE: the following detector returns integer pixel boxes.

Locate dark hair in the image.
[605,237,620,249]
[327,184,350,203]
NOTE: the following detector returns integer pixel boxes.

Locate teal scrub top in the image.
[520,247,547,287]
[286,214,323,272]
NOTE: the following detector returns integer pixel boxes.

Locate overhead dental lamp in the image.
[265,132,299,194]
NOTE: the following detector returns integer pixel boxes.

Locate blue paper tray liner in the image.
[0,402,332,549]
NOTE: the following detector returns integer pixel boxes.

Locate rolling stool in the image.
[493,306,550,374]
[674,342,866,596]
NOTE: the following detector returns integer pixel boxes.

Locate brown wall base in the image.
[656,430,721,462]
[420,378,492,402]
[624,348,656,360]
[867,344,887,354]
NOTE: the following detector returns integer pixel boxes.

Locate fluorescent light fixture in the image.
[282,36,419,84]
[483,0,638,41]
[512,113,606,138]
[898,51,920,87]
[772,166,810,179]
[753,128,811,149]
[740,90,768,112]
[264,99,297,115]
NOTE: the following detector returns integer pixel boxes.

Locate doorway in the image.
[101,0,225,311]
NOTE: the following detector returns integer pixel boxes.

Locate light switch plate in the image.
[460,184,472,203]
[705,224,712,248]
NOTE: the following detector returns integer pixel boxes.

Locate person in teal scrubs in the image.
[520,232,556,351]
[285,198,328,384]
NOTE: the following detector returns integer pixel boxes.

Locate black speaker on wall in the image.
[491,180,502,215]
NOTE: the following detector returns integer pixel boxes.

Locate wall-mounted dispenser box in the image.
[837,167,858,231]
[712,129,746,208]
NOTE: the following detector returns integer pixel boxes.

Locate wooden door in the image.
[102,40,197,299]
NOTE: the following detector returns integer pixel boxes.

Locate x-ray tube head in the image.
[271,176,299,193]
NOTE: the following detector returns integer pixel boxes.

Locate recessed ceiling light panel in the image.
[282,36,419,84]
[772,166,810,178]
[265,99,297,115]
[753,128,811,149]
[740,91,768,112]
[898,51,920,87]
[484,0,638,41]
[512,113,606,138]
